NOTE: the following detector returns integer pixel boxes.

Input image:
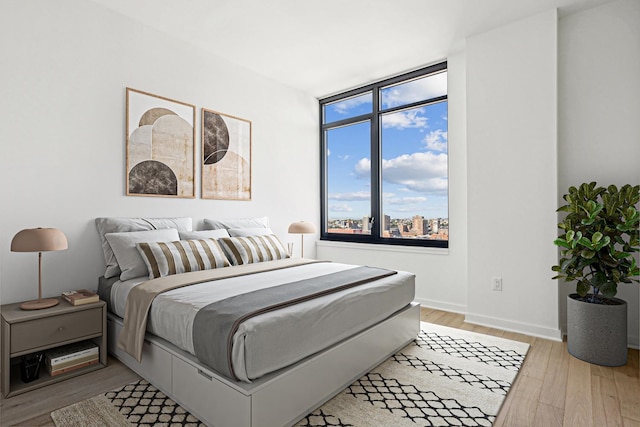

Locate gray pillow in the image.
[203,216,270,230]
[178,229,230,240]
[105,228,180,281]
[95,217,192,278]
[228,227,274,237]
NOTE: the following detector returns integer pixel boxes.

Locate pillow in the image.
[178,229,230,240]
[105,229,180,281]
[137,238,230,279]
[218,234,289,266]
[203,216,270,230]
[95,217,192,278]
[228,227,274,237]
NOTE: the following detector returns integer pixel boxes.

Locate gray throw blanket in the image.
[192,266,397,381]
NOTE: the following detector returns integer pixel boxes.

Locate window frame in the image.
[320,61,448,248]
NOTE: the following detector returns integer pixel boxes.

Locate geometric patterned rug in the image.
[295,323,529,426]
[51,322,529,427]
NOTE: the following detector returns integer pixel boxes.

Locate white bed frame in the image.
[107,302,420,427]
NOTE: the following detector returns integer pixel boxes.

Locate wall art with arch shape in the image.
[201,108,252,200]
[126,88,195,198]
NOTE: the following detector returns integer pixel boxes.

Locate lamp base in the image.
[20,298,59,310]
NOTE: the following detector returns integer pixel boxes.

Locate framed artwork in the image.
[201,108,252,200]
[126,88,195,198]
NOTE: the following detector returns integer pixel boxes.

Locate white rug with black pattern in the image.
[296,322,529,426]
[51,322,529,427]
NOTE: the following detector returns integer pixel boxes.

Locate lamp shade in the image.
[288,221,316,234]
[11,228,68,252]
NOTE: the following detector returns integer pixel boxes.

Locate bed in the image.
[95,217,420,427]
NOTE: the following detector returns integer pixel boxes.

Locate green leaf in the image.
[554,238,571,249]
[599,282,617,299]
[577,237,593,249]
[580,249,596,259]
[591,232,603,244]
[576,280,590,297]
[594,235,611,251]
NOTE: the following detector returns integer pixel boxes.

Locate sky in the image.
[324,72,448,221]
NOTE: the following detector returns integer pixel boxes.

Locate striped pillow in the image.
[136,238,230,279]
[218,234,289,266]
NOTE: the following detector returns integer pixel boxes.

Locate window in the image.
[320,62,448,248]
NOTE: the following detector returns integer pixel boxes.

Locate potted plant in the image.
[552,182,639,366]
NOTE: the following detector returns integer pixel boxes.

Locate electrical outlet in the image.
[492,277,503,291]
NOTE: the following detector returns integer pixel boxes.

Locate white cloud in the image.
[424,129,448,152]
[386,196,427,205]
[355,152,448,193]
[381,72,447,109]
[338,154,350,161]
[328,191,370,201]
[330,204,353,212]
[331,93,371,115]
[354,158,370,177]
[381,109,428,129]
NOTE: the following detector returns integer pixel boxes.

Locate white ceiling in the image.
[90,0,613,98]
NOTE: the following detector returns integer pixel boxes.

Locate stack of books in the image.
[61,289,99,306]
[44,341,99,376]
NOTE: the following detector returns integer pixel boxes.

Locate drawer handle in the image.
[197,369,213,381]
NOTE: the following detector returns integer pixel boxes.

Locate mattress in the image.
[100,261,415,382]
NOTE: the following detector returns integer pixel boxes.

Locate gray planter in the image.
[567,294,627,366]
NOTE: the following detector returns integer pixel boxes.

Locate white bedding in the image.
[111,262,415,382]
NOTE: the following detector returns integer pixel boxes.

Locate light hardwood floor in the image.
[1,307,638,426]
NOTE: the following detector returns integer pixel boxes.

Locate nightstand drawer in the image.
[10,307,102,354]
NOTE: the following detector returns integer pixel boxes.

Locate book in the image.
[45,341,99,366]
[61,289,99,306]
[50,358,99,376]
[49,352,98,371]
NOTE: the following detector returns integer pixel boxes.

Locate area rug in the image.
[51,322,529,427]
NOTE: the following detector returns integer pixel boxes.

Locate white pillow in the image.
[95,217,192,278]
[105,229,180,281]
[178,229,230,240]
[203,216,270,230]
[228,227,274,237]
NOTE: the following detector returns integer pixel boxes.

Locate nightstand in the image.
[1,298,107,398]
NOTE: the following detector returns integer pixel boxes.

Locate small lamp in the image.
[287,221,316,258]
[11,227,68,310]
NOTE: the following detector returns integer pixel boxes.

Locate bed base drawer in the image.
[107,317,172,394]
[172,357,251,427]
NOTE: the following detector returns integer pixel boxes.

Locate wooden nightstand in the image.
[0,298,107,398]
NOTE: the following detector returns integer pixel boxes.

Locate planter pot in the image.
[567,294,627,366]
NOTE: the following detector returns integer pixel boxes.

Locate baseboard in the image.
[464,312,563,342]
[559,332,638,350]
[414,297,466,314]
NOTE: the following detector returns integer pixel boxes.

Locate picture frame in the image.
[201,108,252,200]
[126,88,196,198]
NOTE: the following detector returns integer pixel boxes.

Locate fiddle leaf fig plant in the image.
[552,182,640,303]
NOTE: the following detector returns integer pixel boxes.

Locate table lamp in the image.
[287,221,316,258]
[11,227,68,310]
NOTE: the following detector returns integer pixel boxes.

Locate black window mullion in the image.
[370,87,380,241]
[379,95,448,116]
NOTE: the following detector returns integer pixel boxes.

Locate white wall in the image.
[317,48,469,314]
[558,0,640,347]
[466,9,561,340]
[0,0,319,304]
